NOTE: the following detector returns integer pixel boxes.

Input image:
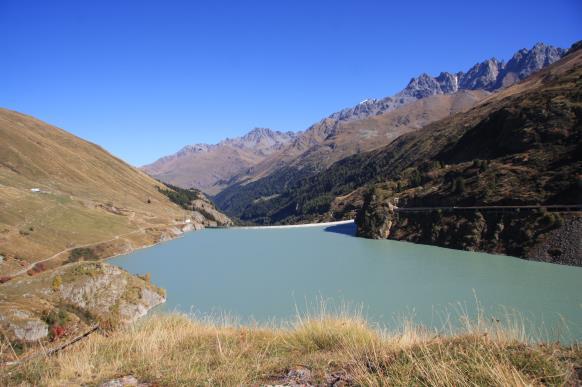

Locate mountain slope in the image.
[238,42,565,180]
[212,43,566,218]
[354,46,582,264]
[220,43,579,220]
[142,128,296,194]
[243,90,488,183]
[0,108,230,277]
[214,90,488,220]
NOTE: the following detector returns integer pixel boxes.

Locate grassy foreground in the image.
[1,310,580,386]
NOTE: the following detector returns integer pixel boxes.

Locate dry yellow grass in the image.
[0,108,192,276]
[1,306,580,386]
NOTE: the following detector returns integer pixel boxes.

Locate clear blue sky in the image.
[0,0,580,166]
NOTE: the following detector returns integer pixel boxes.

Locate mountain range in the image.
[144,42,566,200]
[210,43,568,220]
[143,128,296,194]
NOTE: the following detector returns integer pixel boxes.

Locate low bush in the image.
[68,247,99,263]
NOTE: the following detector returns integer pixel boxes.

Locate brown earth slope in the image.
[142,128,296,194]
[0,109,231,358]
[0,108,230,277]
[239,90,488,183]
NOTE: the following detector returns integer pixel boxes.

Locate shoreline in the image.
[233,219,354,230]
[106,220,355,263]
[105,220,356,262]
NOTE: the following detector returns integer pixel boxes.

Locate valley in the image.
[1,24,580,385]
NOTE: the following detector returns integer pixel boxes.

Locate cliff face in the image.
[355,45,582,265]
[356,187,580,265]
[0,262,165,346]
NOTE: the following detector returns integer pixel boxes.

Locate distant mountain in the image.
[142,128,297,194]
[214,90,488,216]
[213,43,567,220]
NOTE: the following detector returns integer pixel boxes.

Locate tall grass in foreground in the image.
[1,304,580,386]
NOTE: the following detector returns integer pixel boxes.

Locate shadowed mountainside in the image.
[212,43,566,220]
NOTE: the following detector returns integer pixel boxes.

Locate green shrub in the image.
[41,308,68,327]
[452,177,466,194]
[68,247,99,263]
[156,183,202,210]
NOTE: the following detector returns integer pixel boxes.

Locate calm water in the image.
[111,223,582,340]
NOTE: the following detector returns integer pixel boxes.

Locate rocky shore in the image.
[0,262,166,352]
[356,192,581,266]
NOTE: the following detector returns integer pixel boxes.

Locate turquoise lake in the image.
[110,222,582,340]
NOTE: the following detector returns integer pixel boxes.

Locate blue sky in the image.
[0,0,580,166]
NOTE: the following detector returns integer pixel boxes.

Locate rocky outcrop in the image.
[0,310,48,342]
[58,263,165,323]
[190,198,233,227]
[0,262,166,343]
[357,204,581,266]
[528,215,582,266]
[355,188,394,239]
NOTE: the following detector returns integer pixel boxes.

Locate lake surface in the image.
[111,222,582,341]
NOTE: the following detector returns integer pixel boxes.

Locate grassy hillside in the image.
[0,109,232,358]
[2,311,580,385]
[0,108,227,277]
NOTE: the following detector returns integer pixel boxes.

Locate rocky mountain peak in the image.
[177,144,211,156]
[401,73,445,99]
[435,72,460,93]
[458,58,503,91]
[326,42,565,124]
[142,126,299,192]
[502,42,565,79]
[225,127,297,151]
